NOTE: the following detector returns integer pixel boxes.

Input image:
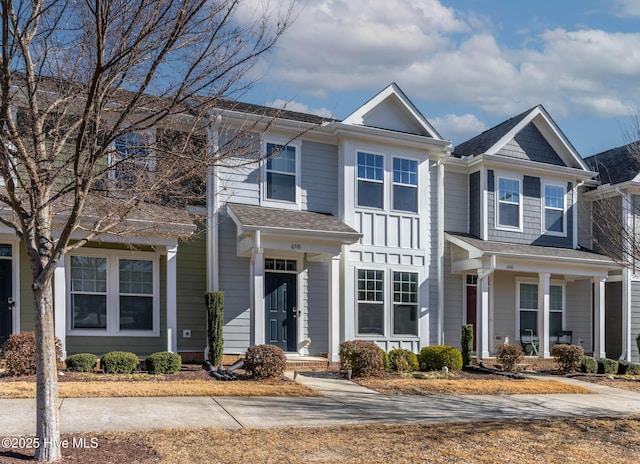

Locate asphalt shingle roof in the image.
[227,203,360,235]
[584,141,640,185]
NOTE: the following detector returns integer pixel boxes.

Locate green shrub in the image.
[580,356,598,373]
[597,358,619,375]
[636,333,640,357]
[65,353,97,373]
[145,351,182,374]
[205,291,224,367]
[550,344,584,372]
[339,340,385,378]
[0,332,63,376]
[387,349,419,372]
[419,345,463,371]
[617,360,640,375]
[101,351,140,374]
[461,325,474,367]
[244,344,287,379]
[495,344,524,373]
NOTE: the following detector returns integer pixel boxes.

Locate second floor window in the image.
[497,177,520,229]
[544,184,565,234]
[266,143,296,202]
[111,132,155,188]
[393,158,418,212]
[357,152,384,208]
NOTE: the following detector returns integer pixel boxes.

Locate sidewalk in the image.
[2,372,640,436]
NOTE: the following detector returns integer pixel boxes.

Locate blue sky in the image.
[239,0,640,157]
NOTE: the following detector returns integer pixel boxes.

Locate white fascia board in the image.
[444,233,483,259]
[466,153,597,181]
[583,180,640,200]
[238,224,361,243]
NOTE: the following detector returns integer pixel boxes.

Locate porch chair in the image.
[556,330,573,345]
[520,329,538,356]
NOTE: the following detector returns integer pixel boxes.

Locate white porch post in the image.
[53,255,67,359]
[252,232,265,345]
[537,272,550,358]
[593,277,606,359]
[166,245,178,353]
[327,255,340,363]
[476,275,490,359]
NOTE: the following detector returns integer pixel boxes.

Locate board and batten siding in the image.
[218,211,252,353]
[300,141,339,215]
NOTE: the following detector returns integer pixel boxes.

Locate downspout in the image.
[436,148,451,345]
[618,189,631,361]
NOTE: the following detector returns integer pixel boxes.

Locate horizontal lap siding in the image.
[566,279,592,354]
[444,171,468,233]
[632,282,640,362]
[301,141,338,215]
[492,271,517,349]
[176,231,207,352]
[306,260,328,355]
[443,242,462,348]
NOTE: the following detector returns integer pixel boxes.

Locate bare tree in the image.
[0,0,292,461]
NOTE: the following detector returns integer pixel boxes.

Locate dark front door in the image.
[265,272,297,351]
[0,259,13,347]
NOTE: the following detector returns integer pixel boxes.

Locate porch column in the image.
[593,277,606,358]
[252,239,265,346]
[327,255,340,363]
[53,255,67,359]
[166,245,178,353]
[537,272,550,358]
[476,275,490,359]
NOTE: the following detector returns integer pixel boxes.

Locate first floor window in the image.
[69,253,157,334]
[393,272,418,335]
[357,269,384,335]
[518,282,564,337]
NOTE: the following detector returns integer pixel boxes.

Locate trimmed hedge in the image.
[617,360,640,376]
[65,353,97,373]
[145,351,182,374]
[244,344,287,379]
[419,345,463,371]
[580,356,598,374]
[550,344,584,372]
[387,349,419,372]
[496,344,524,373]
[0,332,63,376]
[101,351,140,374]
[339,340,385,378]
[597,358,619,375]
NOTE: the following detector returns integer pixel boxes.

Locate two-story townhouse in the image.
[583,142,640,363]
[205,84,451,363]
[440,105,619,360]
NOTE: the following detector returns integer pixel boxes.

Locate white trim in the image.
[495,173,523,232]
[260,138,302,210]
[515,277,566,346]
[391,156,418,214]
[593,276,606,358]
[166,245,178,353]
[66,248,161,337]
[356,150,385,211]
[541,180,567,237]
[328,255,341,363]
[54,255,67,358]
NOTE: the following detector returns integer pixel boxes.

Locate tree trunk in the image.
[33,282,61,462]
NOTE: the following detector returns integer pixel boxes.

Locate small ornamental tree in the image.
[461,325,474,366]
[206,292,224,367]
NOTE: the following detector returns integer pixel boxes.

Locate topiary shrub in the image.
[550,344,584,372]
[617,360,640,376]
[244,344,287,379]
[205,291,224,367]
[145,351,182,374]
[0,332,63,376]
[387,349,419,372]
[101,351,140,374]
[461,325,474,367]
[580,356,598,373]
[496,344,524,373]
[597,358,619,375]
[419,345,463,371]
[339,340,385,378]
[65,353,97,373]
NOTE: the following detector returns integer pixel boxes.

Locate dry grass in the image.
[4,417,637,463]
[0,379,321,399]
[356,377,592,395]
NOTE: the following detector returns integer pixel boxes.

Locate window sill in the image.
[68,330,160,337]
[261,199,300,210]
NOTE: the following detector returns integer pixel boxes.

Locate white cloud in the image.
[430,113,488,143]
[267,99,334,118]
[612,0,640,17]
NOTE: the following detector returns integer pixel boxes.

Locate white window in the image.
[110,131,155,188]
[543,183,566,235]
[517,281,564,338]
[393,158,418,213]
[393,271,418,335]
[357,269,384,335]
[68,251,159,336]
[497,176,521,229]
[357,152,384,209]
[266,142,297,202]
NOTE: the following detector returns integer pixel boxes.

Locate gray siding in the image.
[469,171,480,237]
[218,212,252,353]
[566,279,592,354]
[493,271,517,349]
[217,131,261,206]
[498,123,564,165]
[19,245,34,332]
[301,141,339,215]
[176,230,207,352]
[605,281,623,359]
[442,242,463,348]
[429,167,439,346]
[444,171,468,233]
[487,170,574,247]
[592,197,622,259]
[577,188,593,249]
[632,281,640,362]
[306,260,329,355]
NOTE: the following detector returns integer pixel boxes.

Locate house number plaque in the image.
[290,243,302,250]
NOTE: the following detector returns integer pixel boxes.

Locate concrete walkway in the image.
[2,372,640,436]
